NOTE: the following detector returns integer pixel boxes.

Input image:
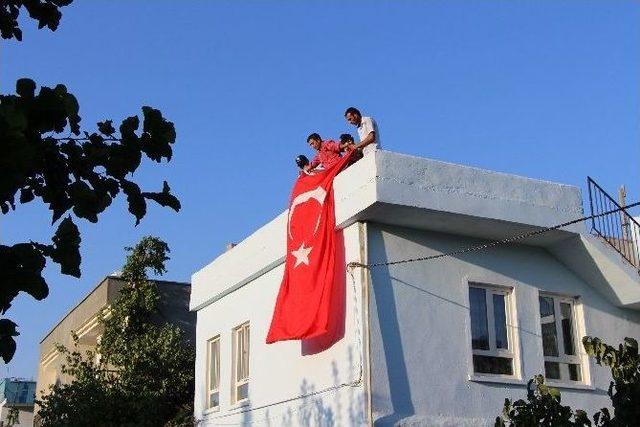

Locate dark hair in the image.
[307,132,321,142]
[339,133,354,144]
[344,107,361,117]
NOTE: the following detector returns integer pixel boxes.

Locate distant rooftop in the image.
[0,378,36,406]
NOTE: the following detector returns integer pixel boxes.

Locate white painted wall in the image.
[191,150,640,426]
[366,223,640,426]
[193,223,367,426]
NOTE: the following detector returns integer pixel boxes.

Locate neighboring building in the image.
[36,276,194,404]
[0,378,36,426]
[190,150,640,426]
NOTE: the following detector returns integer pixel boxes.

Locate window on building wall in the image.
[538,294,582,382]
[469,284,515,376]
[232,322,250,403]
[206,336,220,410]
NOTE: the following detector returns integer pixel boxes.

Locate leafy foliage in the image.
[0,0,73,41]
[0,77,180,362]
[6,407,20,426]
[495,375,591,427]
[583,336,640,426]
[36,237,196,427]
[497,337,640,427]
[1,1,180,363]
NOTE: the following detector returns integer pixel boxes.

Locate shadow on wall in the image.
[396,225,640,327]
[239,347,365,426]
[368,227,416,426]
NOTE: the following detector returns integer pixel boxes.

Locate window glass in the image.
[209,392,219,408]
[539,296,559,357]
[560,303,576,355]
[569,364,581,381]
[469,287,489,350]
[233,323,250,403]
[237,383,249,401]
[493,294,508,349]
[473,355,513,375]
[539,294,583,383]
[544,361,560,380]
[469,284,516,377]
[206,337,220,409]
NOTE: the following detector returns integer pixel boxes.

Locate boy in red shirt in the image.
[304,133,352,172]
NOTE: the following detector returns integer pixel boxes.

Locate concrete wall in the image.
[155,280,197,343]
[367,223,640,426]
[39,277,116,358]
[193,223,367,426]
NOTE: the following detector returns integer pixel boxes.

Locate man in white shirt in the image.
[344,107,382,155]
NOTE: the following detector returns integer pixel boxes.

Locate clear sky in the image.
[1,1,639,379]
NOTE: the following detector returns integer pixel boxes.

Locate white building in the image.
[190,150,640,426]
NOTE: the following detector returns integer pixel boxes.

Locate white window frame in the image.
[206,335,221,411]
[468,282,518,378]
[538,293,584,384]
[232,322,250,404]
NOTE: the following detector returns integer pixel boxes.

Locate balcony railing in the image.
[588,177,640,270]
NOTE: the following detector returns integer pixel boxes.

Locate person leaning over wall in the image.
[344,106,382,155]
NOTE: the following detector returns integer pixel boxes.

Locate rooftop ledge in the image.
[191,150,640,311]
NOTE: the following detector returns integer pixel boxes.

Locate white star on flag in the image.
[291,242,312,268]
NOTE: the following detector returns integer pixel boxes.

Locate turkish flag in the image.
[266,151,356,343]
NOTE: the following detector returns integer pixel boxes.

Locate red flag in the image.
[266,151,355,343]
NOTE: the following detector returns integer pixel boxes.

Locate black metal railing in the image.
[588,177,640,270]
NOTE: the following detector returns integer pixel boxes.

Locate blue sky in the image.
[1,1,639,379]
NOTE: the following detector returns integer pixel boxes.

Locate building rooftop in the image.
[40,276,191,351]
[192,150,640,312]
[0,378,36,406]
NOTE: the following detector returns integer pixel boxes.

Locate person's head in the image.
[339,133,354,144]
[307,133,322,150]
[344,107,362,126]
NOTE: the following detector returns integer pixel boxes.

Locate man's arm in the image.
[355,131,375,150]
[339,142,353,151]
[324,140,348,152]
[304,156,320,172]
[355,117,376,150]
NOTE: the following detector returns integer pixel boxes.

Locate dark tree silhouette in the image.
[0,0,180,362]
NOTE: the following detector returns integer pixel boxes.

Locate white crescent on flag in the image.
[287,186,327,239]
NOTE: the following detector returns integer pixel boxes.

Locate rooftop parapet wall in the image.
[191,150,585,311]
[190,212,288,311]
[39,277,119,354]
[334,151,584,234]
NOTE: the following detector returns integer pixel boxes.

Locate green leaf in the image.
[548,387,561,401]
[53,84,68,96]
[69,180,99,222]
[120,115,140,135]
[19,188,35,204]
[63,93,81,135]
[97,120,115,136]
[50,217,81,277]
[0,319,19,364]
[12,27,22,41]
[121,180,146,225]
[141,106,175,161]
[141,181,181,212]
[16,78,36,98]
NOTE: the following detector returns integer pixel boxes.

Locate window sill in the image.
[229,399,251,412]
[202,407,220,417]
[468,374,527,386]
[545,381,595,391]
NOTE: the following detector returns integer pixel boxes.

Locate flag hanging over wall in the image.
[266,151,355,343]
